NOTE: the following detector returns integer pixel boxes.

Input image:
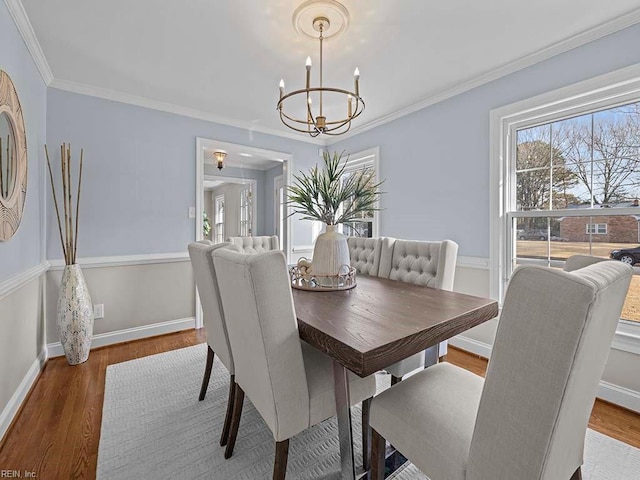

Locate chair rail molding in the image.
[0,261,49,301]
[47,252,190,270]
[457,256,489,270]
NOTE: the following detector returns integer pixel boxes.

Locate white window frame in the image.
[341,147,381,238]
[309,147,381,242]
[490,64,640,355]
[214,194,225,244]
[239,185,252,237]
[586,223,607,235]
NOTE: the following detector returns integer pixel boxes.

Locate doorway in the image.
[195,138,293,327]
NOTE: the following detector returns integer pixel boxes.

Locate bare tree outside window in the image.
[513,100,640,322]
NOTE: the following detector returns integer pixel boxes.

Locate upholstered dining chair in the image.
[378,238,459,384]
[226,235,279,253]
[188,241,239,449]
[369,260,632,480]
[212,248,377,479]
[347,236,382,276]
[564,254,608,272]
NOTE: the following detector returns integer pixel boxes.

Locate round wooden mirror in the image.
[0,70,27,241]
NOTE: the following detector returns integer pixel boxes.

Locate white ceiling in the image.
[20,1,640,143]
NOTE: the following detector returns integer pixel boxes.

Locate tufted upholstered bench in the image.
[226,235,279,254]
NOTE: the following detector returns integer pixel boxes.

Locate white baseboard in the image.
[46,317,196,358]
[449,334,493,358]
[451,335,640,414]
[598,381,640,414]
[0,349,47,442]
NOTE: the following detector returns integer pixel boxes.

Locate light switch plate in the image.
[189,207,196,218]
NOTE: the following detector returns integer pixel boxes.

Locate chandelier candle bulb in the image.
[354,67,360,96]
[279,79,285,99]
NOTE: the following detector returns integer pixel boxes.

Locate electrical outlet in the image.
[93,304,104,319]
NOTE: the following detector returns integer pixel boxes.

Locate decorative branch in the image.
[45,145,67,262]
[287,150,384,225]
[45,143,85,265]
[73,149,84,264]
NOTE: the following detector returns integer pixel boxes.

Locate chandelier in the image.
[213,151,226,171]
[277,1,364,137]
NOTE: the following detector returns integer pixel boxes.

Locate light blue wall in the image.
[332,24,640,258]
[0,3,47,283]
[46,89,319,259]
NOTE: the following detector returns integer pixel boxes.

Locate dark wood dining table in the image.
[291,274,498,480]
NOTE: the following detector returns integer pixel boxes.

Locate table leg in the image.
[333,360,356,480]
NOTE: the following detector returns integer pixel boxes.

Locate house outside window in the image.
[491,67,640,327]
[585,223,608,235]
[214,194,225,244]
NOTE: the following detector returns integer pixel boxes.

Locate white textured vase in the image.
[57,264,94,365]
[312,224,350,275]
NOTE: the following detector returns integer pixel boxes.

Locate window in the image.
[340,148,380,238]
[586,223,607,235]
[310,148,381,242]
[239,186,252,237]
[492,68,640,327]
[214,194,224,244]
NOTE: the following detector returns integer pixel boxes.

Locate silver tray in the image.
[289,263,357,291]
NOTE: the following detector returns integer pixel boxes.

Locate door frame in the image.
[194,137,293,328]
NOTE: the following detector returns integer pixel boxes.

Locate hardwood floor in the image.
[0,329,206,480]
[0,331,638,479]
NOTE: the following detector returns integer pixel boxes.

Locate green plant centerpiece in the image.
[288,151,383,278]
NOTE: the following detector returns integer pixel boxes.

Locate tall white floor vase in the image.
[57,264,94,365]
[312,224,350,275]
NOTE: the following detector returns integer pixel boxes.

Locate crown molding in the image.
[48,78,326,146]
[326,7,640,145]
[3,0,53,85]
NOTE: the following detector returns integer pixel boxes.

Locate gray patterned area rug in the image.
[97,344,640,480]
